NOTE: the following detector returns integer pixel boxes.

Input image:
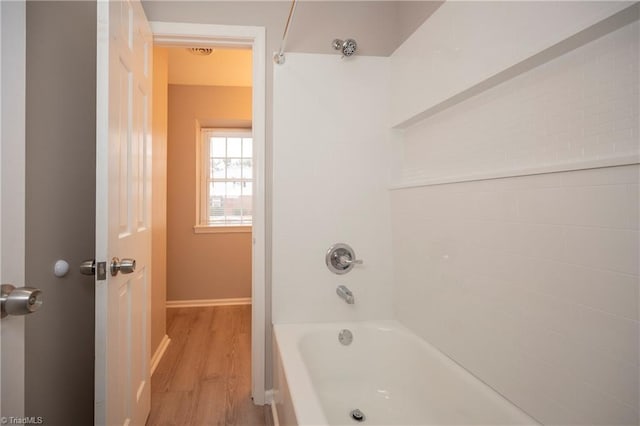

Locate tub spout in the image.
[336,285,354,304]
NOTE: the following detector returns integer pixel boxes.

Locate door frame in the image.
[0,0,26,417]
[151,22,267,405]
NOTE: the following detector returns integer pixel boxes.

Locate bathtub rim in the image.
[273,319,540,426]
[273,322,329,425]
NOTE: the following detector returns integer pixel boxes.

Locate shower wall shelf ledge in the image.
[389,154,640,190]
[391,3,636,130]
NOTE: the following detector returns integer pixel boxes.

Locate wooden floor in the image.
[147,305,271,426]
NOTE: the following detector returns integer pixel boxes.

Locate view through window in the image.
[201,129,253,226]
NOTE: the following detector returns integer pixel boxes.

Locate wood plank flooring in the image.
[146,305,271,426]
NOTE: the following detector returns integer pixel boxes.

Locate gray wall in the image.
[25,2,96,424]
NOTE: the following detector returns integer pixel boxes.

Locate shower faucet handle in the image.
[326,243,363,274]
[337,254,363,267]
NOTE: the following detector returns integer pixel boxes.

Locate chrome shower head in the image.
[332,38,357,57]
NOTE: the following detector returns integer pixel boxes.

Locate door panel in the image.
[96,1,152,424]
[117,58,131,237]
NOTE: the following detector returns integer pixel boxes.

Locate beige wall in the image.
[167,84,252,301]
[24,1,96,423]
[151,47,168,354]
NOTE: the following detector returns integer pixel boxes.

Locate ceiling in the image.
[143,1,444,57]
[167,47,252,87]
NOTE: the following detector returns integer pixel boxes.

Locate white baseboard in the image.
[150,334,171,376]
[271,401,280,426]
[166,297,251,308]
[265,389,279,426]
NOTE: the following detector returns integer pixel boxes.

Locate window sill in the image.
[193,225,252,234]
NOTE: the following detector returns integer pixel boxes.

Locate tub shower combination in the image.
[272,243,538,425]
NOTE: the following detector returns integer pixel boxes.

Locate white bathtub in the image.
[272,321,539,426]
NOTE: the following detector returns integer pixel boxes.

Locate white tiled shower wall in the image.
[272,54,394,324]
[392,166,638,425]
[400,20,639,184]
[391,9,639,426]
[390,1,631,126]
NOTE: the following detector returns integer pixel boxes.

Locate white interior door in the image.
[95,1,153,425]
[0,0,26,419]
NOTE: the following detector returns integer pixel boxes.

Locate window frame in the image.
[195,127,253,234]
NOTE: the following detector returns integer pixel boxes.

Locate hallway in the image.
[147,306,270,425]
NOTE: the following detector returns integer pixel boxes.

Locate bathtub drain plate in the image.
[350,408,365,422]
[339,329,353,345]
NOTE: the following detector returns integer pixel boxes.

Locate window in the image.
[197,129,253,231]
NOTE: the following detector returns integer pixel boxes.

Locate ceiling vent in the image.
[188,47,214,56]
